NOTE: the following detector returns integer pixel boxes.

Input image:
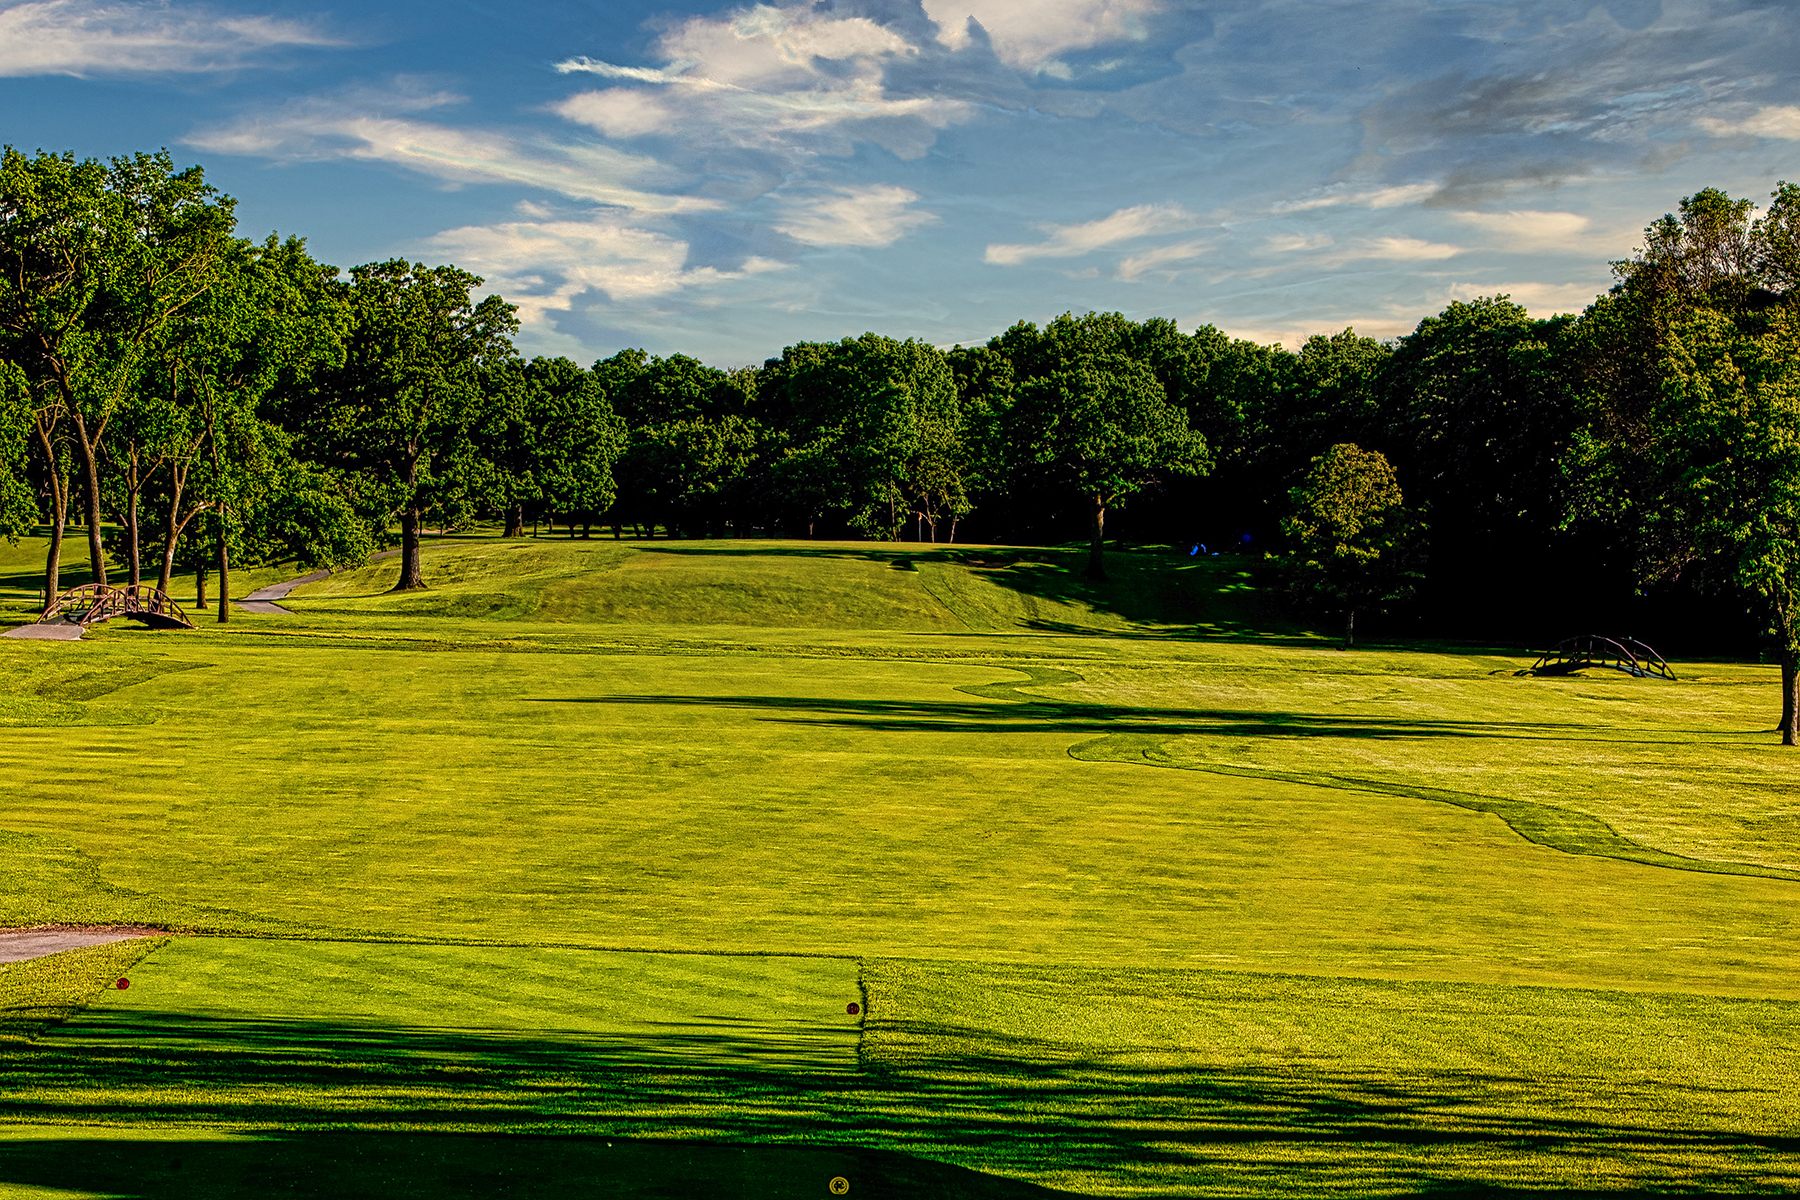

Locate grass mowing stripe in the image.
[953,660,1800,882]
[1072,731,1800,882]
[60,939,863,1072]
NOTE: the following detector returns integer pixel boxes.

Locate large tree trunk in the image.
[65,404,108,587]
[1086,495,1108,580]
[1344,608,1356,650]
[392,508,426,591]
[123,455,142,587]
[1786,659,1799,748]
[1780,654,1795,739]
[216,526,230,624]
[41,469,67,611]
[504,503,524,539]
[196,564,207,610]
[156,475,184,596]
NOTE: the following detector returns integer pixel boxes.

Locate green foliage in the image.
[761,334,971,539]
[995,312,1210,575]
[1281,443,1424,642]
[0,364,35,540]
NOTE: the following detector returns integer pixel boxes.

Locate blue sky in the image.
[3,0,1798,364]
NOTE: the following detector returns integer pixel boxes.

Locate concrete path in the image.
[2,617,86,641]
[238,569,329,615]
[235,548,403,616]
[0,927,169,964]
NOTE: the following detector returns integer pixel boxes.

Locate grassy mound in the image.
[284,536,1280,635]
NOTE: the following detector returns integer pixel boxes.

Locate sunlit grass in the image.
[3,536,1798,1195]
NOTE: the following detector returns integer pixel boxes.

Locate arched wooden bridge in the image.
[1530,634,1675,680]
[40,584,195,630]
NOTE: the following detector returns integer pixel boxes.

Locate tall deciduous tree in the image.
[309,260,516,590]
[1001,312,1210,578]
[0,147,235,594]
[1282,443,1424,648]
[1574,184,1800,737]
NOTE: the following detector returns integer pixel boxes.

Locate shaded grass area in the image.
[0,939,170,1042]
[0,1131,1082,1200]
[5,940,1800,1197]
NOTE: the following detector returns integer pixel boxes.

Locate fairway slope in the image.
[282,537,1273,635]
[5,538,1800,1196]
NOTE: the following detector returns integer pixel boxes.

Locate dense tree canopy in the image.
[5,147,1800,732]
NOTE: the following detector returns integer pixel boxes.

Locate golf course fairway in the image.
[2,535,1797,1197]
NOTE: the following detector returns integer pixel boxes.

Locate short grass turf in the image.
[4,534,1800,1195]
[6,939,1800,1197]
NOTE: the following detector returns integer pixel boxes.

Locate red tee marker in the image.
[115,978,130,990]
[846,1002,860,1015]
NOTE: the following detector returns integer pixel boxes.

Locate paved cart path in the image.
[234,548,405,616]
[0,927,170,964]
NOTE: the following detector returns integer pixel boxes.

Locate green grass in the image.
[3,534,1799,1196]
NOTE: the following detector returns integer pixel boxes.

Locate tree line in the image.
[3,148,1798,733]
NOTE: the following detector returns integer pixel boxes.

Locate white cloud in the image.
[1442,279,1605,315]
[774,184,936,247]
[985,202,1199,266]
[1353,236,1461,261]
[554,88,675,139]
[1697,105,1800,140]
[554,57,697,85]
[425,212,785,324]
[1117,237,1208,280]
[1273,182,1439,213]
[0,0,338,76]
[1265,232,1335,253]
[920,0,1159,70]
[187,84,716,213]
[550,7,967,162]
[1452,209,1592,248]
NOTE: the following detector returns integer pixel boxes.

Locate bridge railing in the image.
[1530,634,1676,680]
[40,583,194,629]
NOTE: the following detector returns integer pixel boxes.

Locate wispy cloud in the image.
[1117,237,1208,280]
[0,0,340,77]
[985,202,1199,266]
[553,57,696,85]
[425,211,785,325]
[1349,236,1462,262]
[549,6,969,165]
[1273,183,1438,213]
[1451,209,1592,249]
[921,0,1161,71]
[774,185,936,248]
[1265,232,1335,253]
[1697,104,1800,139]
[187,82,716,213]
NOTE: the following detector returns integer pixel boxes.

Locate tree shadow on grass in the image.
[0,1131,1077,1200]
[631,543,1291,638]
[0,1011,1791,1198]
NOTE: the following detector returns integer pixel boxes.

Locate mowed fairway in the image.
[3,536,1800,1197]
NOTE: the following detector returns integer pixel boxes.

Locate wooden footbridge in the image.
[1529,634,1675,680]
[39,584,195,630]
